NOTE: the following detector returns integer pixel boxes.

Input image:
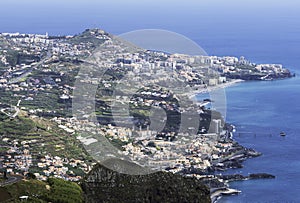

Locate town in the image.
[0,29,291,183]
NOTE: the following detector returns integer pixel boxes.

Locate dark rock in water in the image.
[82,159,211,203]
[216,173,275,182]
[248,173,275,179]
[217,174,245,181]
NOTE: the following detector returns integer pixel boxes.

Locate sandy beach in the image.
[187,79,245,99]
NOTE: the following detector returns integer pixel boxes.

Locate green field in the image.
[0,178,83,203]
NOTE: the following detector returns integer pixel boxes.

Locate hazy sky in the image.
[1,0,299,64]
[0,0,299,35]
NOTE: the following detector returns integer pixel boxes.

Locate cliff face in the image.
[82,160,211,203]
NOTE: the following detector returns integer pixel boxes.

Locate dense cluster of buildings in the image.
[0,138,89,181]
[0,29,291,181]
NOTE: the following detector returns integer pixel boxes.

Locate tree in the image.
[26,172,36,179]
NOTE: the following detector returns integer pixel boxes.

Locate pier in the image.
[236,132,280,138]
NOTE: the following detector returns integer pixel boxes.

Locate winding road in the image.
[0,175,23,187]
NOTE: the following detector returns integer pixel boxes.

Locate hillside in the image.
[82,159,211,203]
[0,178,83,203]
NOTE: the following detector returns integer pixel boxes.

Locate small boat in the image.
[280,132,286,136]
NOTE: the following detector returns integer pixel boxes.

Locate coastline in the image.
[199,79,245,94]
[177,128,264,202]
[210,188,241,203]
[186,79,265,203]
[208,139,262,202]
[187,79,245,99]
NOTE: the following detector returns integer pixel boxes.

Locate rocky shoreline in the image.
[208,137,274,202]
[210,173,275,202]
[212,143,261,171]
[175,131,275,202]
[187,79,279,202]
[208,141,275,202]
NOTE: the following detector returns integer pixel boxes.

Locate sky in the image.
[1,0,300,65]
[0,0,299,36]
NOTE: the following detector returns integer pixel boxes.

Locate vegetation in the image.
[82,161,211,203]
[0,178,83,203]
[0,147,9,153]
[43,178,84,203]
[0,116,35,135]
[0,114,93,162]
[105,135,130,151]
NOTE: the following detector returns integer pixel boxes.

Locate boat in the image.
[280,132,286,136]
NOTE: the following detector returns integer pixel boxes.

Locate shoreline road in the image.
[0,175,23,187]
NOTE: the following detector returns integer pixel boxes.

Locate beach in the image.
[187,79,244,99]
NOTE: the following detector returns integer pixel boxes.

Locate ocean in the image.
[217,76,300,203]
[195,75,300,202]
[1,1,300,202]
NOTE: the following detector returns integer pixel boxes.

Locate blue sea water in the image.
[195,75,300,202]
[218,77,300,203]
[1,1,300,202]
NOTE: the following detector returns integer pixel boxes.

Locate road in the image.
[12,105,20,118]
[0,99,21,118]
[8,51,52,84]
[0,108,10,117]
[0,175,23,187]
